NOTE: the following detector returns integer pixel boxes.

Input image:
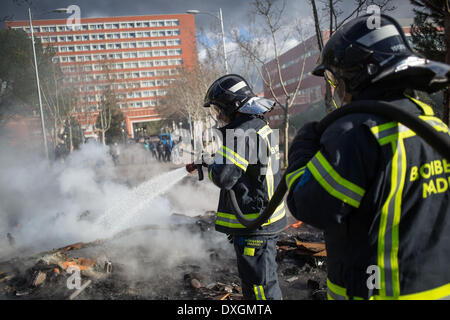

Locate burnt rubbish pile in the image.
[0,211,327,300]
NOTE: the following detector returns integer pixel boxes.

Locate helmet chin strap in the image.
[330,79,348,109]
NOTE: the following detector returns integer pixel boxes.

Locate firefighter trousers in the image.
[232,234,282,300]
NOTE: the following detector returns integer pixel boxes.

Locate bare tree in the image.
[94,61,121,145]
[40,60,78,154]
[310,0,396,112]
[159,66,219,128]
[232,0,311,168]
[321,0,396,35]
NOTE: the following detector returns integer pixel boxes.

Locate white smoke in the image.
[0,139,224,266]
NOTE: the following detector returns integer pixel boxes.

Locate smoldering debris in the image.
[0,139,327,300]
[0,211,328,300]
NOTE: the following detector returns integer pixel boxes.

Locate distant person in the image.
[54,141,66,163]
[164,141,172,162]
[143,140,150,151]
[149,141,157,159]
[156,141,164,162]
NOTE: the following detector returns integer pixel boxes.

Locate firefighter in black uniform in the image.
[286,14,450,300]
[203,74,287,300]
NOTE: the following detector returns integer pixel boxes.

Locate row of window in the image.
[37,29,180,43]
[61,58,183,72]
[78,79,175,92]
[273,85,322,106]
[64,68,179,81]
[78,98,158,112]
[273,73,312,89]
[14,19,179,33]
[280,48,319,70]
[57,49,182,63]
[81,89,168,103]
[122,100,158,108]
[266,47,320,79]
[55,39,181,53]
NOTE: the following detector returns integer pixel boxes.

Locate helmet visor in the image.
[324,70,338,88]
[237,97,275,115]
[324,69,345,109]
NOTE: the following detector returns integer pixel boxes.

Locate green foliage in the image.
[0,28,55,109]
[410,0,447,62]
[141,120,165,136]
[69,117,83,150]
[0,27,59,132]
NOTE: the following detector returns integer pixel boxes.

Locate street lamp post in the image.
[28,7,71,159]
[187,8,229,74]
[28,8,49,160]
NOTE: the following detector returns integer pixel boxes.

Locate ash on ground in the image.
[0,207,327,300]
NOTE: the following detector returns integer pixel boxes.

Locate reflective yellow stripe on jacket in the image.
[327,278,450,300]
[327,278,364,300]
[307,151,366,208]
[215,124,285,229]
[369,99,450,299]
[253,285,267,300]
[215,203,285,229]
[217,145,249,171]
[286,166,306,192]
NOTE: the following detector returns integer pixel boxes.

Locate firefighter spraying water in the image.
[187,74,286,300]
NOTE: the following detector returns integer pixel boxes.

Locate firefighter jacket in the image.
[208,114,287,236]
[286,91,450,300]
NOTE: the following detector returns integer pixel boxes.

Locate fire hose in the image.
[188,101,450,230]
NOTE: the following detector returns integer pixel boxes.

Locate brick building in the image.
[6,14,197,139]
[263,19,413,128]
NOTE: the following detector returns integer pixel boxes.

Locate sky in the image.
[0,0,416,90]
[1,0,415,32]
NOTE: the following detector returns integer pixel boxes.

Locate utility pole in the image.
[99,109,105,145]
[310,0,333,112]
[29,8,49,159]
[284,96,290,168]
[187,8,229,74]
[219,8,229,74]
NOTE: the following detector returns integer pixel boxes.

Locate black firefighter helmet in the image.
[204,74,275,119]
[313,14,450,96]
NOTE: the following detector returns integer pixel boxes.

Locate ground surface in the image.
[0,148,328,300]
